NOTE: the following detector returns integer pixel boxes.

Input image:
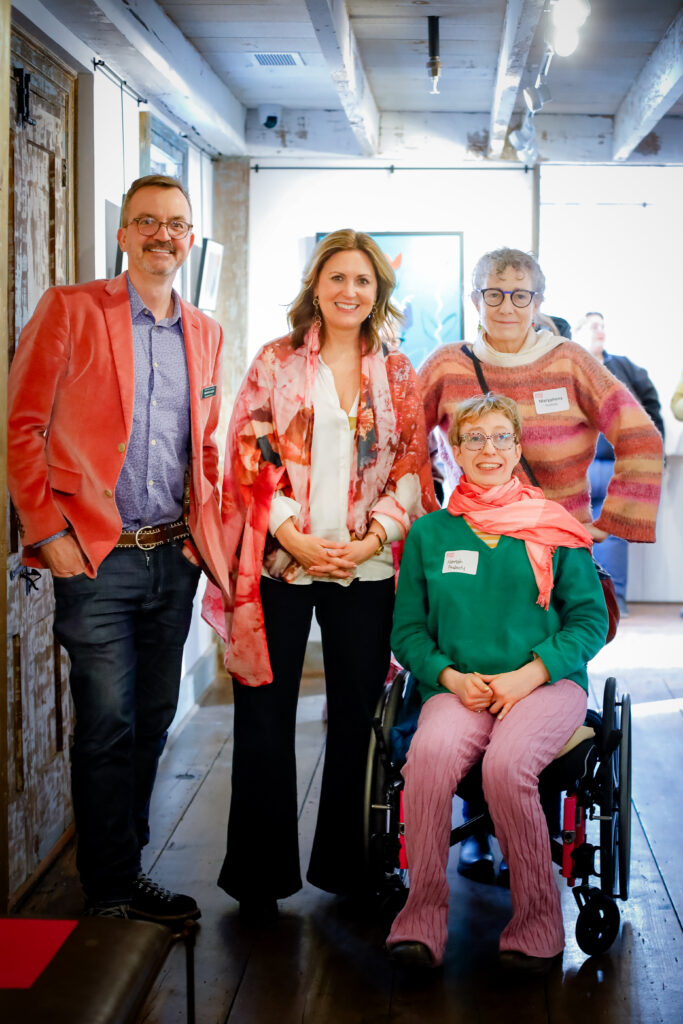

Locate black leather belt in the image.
[115,519,190,551]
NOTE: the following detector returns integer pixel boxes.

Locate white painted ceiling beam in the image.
[304,0,380,156]
[489,0,546,158]
[43,0,246,155]
[613,7,683,161]
[246,109,683,164]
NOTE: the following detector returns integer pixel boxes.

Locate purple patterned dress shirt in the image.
[115,276,191,529]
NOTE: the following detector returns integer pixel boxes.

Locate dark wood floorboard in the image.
[17,611,683,1022]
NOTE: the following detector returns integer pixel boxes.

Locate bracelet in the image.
[367,529,385,556]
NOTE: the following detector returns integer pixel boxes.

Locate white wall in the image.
[539,165,683,602]
[247,162,534,359]
[539,165,683,455]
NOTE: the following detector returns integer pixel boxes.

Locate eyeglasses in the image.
[479,288,536,308]
[128,216,193,239]
[457,431,517,451]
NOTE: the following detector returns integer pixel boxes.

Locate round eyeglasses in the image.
[479,288,536,308]
[457,431,517,451]
[129,216,193,239]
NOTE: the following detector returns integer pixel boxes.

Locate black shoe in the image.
[387,941,436,969]
[457,833,495,884]
[130,873,201,924]
[499,949,563,975]
[497,857,510,888]
[238,896,278,925]
[84,902,130,919]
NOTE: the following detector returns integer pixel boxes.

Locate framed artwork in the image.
[195,238,224,311]
[316,231,464,369]
[105,198,125,278]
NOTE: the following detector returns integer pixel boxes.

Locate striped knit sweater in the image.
[420,341,663,542]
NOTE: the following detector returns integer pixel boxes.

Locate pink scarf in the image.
[447,476,593,608]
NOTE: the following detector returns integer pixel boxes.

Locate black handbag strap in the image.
[462,345,541,488]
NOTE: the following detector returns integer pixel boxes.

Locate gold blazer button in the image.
[118,443,126,453]
[104,488,113,497]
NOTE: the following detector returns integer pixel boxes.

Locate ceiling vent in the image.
[251,52,305,67]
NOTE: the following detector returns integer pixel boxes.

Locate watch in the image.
[367,529,385,555]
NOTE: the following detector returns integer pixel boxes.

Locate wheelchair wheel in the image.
[616,693,632,901]
[600,677,617,757]
[363,673,405,886]
[599,678,618,896]
[575,889,621,956]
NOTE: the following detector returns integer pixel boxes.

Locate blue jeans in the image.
[589,458,628,599]
[53,541,201,904]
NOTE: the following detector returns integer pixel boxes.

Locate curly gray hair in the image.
[471,247,546,300]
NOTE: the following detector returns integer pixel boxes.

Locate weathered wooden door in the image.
[6,27,75,905]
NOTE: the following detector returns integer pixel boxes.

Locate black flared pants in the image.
[218,574,394,901]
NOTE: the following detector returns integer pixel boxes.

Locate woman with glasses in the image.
[203,229,436,922]
[420,247,663,880]
[386,393,607,973]
[422,247,662,544]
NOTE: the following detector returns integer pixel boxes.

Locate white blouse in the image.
[266,357,400,585]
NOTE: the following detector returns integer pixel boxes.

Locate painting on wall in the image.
[105,198,125,278]
[316,231,464,369]
[195,239,224,311]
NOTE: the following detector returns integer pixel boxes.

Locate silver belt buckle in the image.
[135,526,158,551]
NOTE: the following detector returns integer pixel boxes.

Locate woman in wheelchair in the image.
[385,393,608,973]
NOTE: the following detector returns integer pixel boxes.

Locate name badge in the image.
[533,387,569,414]
[201,385,217,399]
[442,550,479,575]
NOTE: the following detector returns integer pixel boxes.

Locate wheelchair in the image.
[363,671,632,957]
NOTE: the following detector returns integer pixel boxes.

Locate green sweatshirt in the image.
[391,511,608,703]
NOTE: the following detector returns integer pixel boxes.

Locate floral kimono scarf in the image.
[202,327,436,686]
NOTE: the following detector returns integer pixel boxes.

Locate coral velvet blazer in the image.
[7,272,230,595]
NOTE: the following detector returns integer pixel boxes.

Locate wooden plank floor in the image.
[18,604,683,1023]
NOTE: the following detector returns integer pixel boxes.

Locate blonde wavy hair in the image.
[287,229,402,352]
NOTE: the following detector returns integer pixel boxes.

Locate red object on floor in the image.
[0,919,78,988]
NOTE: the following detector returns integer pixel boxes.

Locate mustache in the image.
[143,242,176,253]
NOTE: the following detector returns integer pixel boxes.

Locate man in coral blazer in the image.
[7,175,229,922]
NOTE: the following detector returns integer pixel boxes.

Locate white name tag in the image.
[442,550,479,575]
[533,386,570,414]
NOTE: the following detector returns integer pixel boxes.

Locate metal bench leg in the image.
[174,919,198,1024]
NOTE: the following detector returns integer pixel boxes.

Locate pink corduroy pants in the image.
[387,679,587,964]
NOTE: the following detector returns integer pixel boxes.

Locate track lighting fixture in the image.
[549,0,591,57]
[523,47,553,113]
[427,17,442,95]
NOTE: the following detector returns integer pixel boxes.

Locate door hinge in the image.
[13,66,37,127]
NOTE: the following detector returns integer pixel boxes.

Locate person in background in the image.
[203,229,436,922]
[7,174,230,921]
[575,311,665,617]
[420,248,663,882]
[536,312,572,339]
[670,370,683,617]
[671,370,683,422]
[386,393,607,973]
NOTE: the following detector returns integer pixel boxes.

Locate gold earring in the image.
[312,296,322,330]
